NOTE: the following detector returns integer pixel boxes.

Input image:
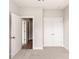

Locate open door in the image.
[10,13,22,58]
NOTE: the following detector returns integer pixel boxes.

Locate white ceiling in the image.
[12,0,69,10]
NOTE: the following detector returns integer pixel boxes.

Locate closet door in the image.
[44,17,63,47]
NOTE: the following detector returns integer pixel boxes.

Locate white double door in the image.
[44,17,63,47]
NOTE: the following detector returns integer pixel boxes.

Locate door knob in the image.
[11,36,16,39]
[51,33,55,35]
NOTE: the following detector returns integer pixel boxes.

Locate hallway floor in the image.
[12,47,69,59]
[22,40,32,49]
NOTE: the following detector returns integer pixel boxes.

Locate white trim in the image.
[33,47,43,50]
[20,16,34,19]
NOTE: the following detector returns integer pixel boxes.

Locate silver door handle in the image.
[11,36,16,39]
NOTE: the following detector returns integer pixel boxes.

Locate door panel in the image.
[11,13,22,58]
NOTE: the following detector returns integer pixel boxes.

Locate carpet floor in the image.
[12,47,69,59]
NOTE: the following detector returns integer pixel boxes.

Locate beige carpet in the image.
[12,47,69,59]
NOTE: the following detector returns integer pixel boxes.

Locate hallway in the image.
[22,40,32,49]
[12,47,68,59]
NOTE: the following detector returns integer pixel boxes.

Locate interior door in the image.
[44,17,63,47]
[11,13,22,58]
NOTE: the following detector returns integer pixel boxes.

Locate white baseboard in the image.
[44,45,64,47]
[33,47,43,50]
[64,47,69,51]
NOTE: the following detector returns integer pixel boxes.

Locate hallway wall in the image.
[22,20,28,45]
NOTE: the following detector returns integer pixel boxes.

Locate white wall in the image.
[9,0,20,15]
[20,7,43,49]
[63,6,69,50]
[44,10,64,47]
[44,10,63,17]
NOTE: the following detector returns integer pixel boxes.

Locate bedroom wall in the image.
[44,10,63,17]
[9,0,20,15]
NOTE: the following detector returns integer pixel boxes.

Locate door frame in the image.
[9,12,12,59]
[20,16,34,49]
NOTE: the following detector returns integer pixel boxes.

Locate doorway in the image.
[22,18,33,49]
